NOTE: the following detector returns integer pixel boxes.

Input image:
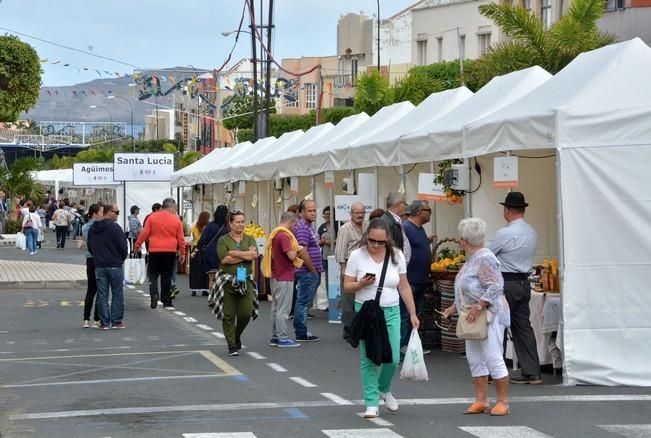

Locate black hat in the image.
[500,192,529,208]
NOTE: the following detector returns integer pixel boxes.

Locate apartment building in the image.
[278,56,339,116]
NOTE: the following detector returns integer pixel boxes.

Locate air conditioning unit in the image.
[443,164,470,191]
[342,177,355,195]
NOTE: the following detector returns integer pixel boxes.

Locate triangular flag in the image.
[40,58,48,63]
[51,61,61,65]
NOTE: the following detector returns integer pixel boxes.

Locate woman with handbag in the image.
[195,205,229,293]
[189,211,211,296]
[22,204,42,255]
[343,218,419,419]
[443,218,511,416]
[52,201,72,249]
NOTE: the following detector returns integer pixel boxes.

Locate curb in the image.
[0,279,88,290]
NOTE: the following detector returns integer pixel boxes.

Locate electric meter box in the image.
[443,164,470,191]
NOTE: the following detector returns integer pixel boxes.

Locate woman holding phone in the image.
[343,218,419,419]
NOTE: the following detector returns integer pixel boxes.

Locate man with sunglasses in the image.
[87,204,128,329]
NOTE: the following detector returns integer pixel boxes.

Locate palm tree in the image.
[474,0,617,86]
[0,157,45,218]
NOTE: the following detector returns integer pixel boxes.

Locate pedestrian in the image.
[134,198,186,309]
[45,196,57,229]
[369,208,385,221]
[264,211,302,348]
[215,210,258,356]
[381,192,411,263]
[343,218,419,419]
[0,190,7,235]
[87,204,128,330]
[194,205,229,294]
[318,206,337,274]
[142,202,162,260]
[443,217,511,416]
[52,201,71,249]
[189,211,211,296]
[70,202,83,240]
[487,192,542,384]
[335,202,366,341]
[127,205,143,256]
[400,200,436,357]
[82,203,104,329]
[22,204,42,255]
[292,200,323,342]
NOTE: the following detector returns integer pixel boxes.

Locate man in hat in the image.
[488,192,542,384]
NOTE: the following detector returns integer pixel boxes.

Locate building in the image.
[144,109,174,141]
[599,0,651,44]
[278,56,340,115]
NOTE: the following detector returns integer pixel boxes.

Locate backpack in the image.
[23,214,34,230]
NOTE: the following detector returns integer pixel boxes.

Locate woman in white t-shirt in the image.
[22,204,42,255]
[52,201,71,249]
[343,218,419,419]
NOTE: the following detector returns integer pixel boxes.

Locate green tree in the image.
[353,70,393,116]
[392,69,446,105]
[475,0,617,86]
[320,107,359,125]
[0,35,42,122]
[269,114,314,138]
[222,95,276,131]
[0,157,45,216]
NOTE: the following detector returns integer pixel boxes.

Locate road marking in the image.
[459,426,553,437]
[266,363,287,372]
[246,352,266,360]
[210,332,225,339]
[60,300,84,307]
[23,299,48,308]
[196,324,214,331]
[289,376,317,388]
[355,413,394,427]
[598,424,651,437]
[320,393,353,406]
[174,311,187,316]
[136,290,144,293]
[324,428,402,437]
[183,433,257,437]
[398,394,651,405]
[2,374,242,388]
[198,350,241,376]
[126,284,135,289]
[183,316,198,323]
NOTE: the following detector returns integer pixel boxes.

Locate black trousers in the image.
[148,252,176,306]
[55,225,68,248]
[83,257,100,321]
[504,278,541,376]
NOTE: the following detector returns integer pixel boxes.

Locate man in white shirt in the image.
[381,192,411,264]
[488,192,541,385]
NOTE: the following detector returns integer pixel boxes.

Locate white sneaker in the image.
[363,406,379,418]
[82,320,90,328]
[380,392,399,412]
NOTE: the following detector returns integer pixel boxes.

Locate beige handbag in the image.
[456,289,488,340]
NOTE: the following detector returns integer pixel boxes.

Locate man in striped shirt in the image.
[292,200,323,342]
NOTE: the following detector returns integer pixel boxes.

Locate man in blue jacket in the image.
[88,204,128,329]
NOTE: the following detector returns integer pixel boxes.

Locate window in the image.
[437,37,443,62]
[285,96,298,108]
[459,35,466,60]
[478,33,491,56]
[351,58,358,86]
[417,40,428,66]
[304,83,317,109]
[541,0,552,29]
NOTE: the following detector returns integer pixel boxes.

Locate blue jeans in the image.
[293,271,321,338]
[400,283,427,347]
[95,266,125,326]
[24,227,39,253]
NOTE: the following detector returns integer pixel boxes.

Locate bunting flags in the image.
[39,58,130,78]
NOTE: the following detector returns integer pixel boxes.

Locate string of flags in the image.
[39,58,131,78]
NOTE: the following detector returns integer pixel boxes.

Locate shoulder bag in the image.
[456,288,488,340]
[195,224,225,258]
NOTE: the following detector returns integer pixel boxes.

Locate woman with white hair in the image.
[443,217,511,416]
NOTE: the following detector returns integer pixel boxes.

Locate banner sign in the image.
[238,181,246,196]
[73,163,121,186]
[417,173,446,201]
[113,153,174,181]
[324,171,335,188]
[494,156,519,188]
[290,176,299,196]
[327,255,342,323]
[334,195,374,221]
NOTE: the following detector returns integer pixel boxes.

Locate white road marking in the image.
[246,352,266,360]
[196,324,214,331]
[210,332,225,339]
[320,393,353,406]
[174,311,187,316]
[266,363,287,372]
[459,426,553,437]
[183,433,257,438]
[355,413,394,427]
[126,284,135,289]
[324,429,402,437]
[183,316,198,323]
[598,424,651,437]
[289,377,317,388]
[136,290,144,293]
[2,374,238,388]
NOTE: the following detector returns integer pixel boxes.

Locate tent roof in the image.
[233,130,305,182]
[171,146,233,187]
[196,137,276,185]
[464,38,651,156]
[400,66,551,162]
[33,169,72,185]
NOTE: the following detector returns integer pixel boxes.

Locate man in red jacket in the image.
[135,198,186,309]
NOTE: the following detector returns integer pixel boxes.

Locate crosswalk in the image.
[179,425,651,437]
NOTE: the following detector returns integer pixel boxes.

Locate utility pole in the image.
[457,27,465,86]
[315,65,323,126]
[376,0,381,72]
[249,0,259,141]
[263,0,274,139]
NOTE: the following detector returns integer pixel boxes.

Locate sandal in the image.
[463,402,490,414]
[490,402,510,416]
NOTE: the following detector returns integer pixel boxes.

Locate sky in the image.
[0,0,418,87]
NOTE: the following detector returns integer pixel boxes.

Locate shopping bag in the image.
[15,232,26,250]
[124,257,147,285]
[400,330,428,381]
[314,272,328,310]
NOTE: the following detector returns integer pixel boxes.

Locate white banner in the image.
[494,156,519,188]
[73,163,121,186]
[113,153,175,181]
[334,195,374,221]
[417,173,446,201]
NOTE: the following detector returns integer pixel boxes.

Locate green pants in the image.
[355,302,401,408]
[222,286,253,349]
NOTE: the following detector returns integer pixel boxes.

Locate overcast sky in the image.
[1,0,418,86]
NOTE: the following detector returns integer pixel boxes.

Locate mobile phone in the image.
[364,272,376,279]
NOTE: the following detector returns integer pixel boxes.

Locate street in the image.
[1,247,651,438]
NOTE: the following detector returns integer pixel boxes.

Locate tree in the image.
[474,0,617,86]
[392,69,446,106]
[0,35,42,122]
[353,70,393,115]
[0,157,45,217]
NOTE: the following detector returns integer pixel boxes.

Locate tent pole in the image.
[122,182,127,230]
[374,167,379,208]
[256,181,260,225]
[554,115,567,385]
[463,158,471,218]
[430,161,437,239]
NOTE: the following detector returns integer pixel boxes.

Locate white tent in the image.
[198,137,276,184]
[400,66,552,163]
[465,38,651,386]
[235,130,305,181]
[171,146,232,187]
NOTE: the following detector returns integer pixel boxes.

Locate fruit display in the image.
[431,254,465,272]
[431,238,465,272]
[244,223,266,238]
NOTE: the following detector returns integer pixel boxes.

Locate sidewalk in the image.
[0,257,87,290]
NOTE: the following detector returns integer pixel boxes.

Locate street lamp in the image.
[108,95,135,151]
[377,0,381,71]
[221,30,252,37]
[89,105,112,122]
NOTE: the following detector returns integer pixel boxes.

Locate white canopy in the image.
[171,146,233,187]
[33,169,73,185]
[198,137,276,185]
[399,66,552,163]
[344,87,474,170]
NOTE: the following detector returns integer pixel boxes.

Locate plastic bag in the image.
[15,232,26,250]
[400,330,429,381]
[124,257,147,285]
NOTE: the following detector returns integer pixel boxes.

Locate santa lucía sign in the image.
[113,153,175,182]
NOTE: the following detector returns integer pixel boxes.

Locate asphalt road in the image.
[1,247,651,437]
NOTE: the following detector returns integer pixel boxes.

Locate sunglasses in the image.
[109,210,120,215]
[367,237,387,246]
[434,309,452,331]
[230,209,244,214]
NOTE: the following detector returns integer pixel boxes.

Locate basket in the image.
[430,238,463,280]
[433,238,462,263]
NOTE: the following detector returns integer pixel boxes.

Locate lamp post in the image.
[89,105,112,122]
[376,0,381,72]
[108,95,135,151]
